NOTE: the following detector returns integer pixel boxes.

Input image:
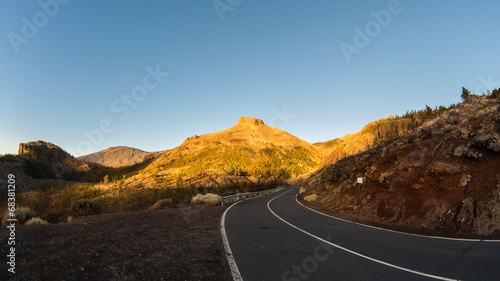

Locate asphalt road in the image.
[222,187,500,281]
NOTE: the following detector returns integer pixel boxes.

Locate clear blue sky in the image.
[1,0,499,156]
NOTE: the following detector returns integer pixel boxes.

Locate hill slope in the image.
[314,117,411,165]
[78,146,155,168]
[124,117,328,188]
[0,141,155,192]
[302,94,500,236]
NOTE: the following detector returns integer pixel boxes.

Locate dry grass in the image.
[25,217,49,225]
[2,206,37,225]
[299,187,307,196]
[304,194,318,203]
[0,180,279,224]
[191,193,221,206]
[149,198,174,210]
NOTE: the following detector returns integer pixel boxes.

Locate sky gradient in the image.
[1,0,499,156]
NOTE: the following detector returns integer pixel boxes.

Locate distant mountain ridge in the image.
[78,146,156,168]
[3,117,329,190]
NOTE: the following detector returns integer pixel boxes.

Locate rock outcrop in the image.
[18,141,71,162]
[237,117,264,126]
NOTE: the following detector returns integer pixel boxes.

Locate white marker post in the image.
[356,177,363,206]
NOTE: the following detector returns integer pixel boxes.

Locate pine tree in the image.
[461,87,471,102]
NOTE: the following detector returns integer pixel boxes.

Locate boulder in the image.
[471,133,500,152]
[458,174,472,188]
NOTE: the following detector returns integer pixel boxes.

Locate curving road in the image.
[222,187,500,281]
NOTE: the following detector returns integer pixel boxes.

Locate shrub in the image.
[191,194,204,204]
[378,172,389,184]
[71,199,101,216]
[299,187,307,196]
[491,88,500,99]
[149,199,174,210]
[304,194,318,202]
[2,206,37,225]
[25,217,49,225]
[191,193,221,206]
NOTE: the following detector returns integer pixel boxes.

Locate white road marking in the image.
[221,187,291,281]
[267,190,460,281]
[295,192,500,243]
[221,201,244,281]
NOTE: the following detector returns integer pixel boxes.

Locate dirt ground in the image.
[0,205,231,281]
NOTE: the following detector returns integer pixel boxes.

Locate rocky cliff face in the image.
[315,117,411,166]
[1,141,89,192]
[303,94,500,237]
[18,141,71,162]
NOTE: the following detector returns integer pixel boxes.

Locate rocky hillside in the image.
[16,141,97,181]
[314,117,412,165]
[0,141,154,191]
[302,93,500,236]
[0,141,90,192]
[2,118,327,192]
[122,117,328,188]
[78,146,157,168]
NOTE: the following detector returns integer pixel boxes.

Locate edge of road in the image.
[220,187,291,281]
[221,200,244,281]
[294,189,500,243]
[267,189,460,281]
[222,186,499,280]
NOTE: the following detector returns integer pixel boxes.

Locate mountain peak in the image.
[237,117,264,126]
[78,146,153,168]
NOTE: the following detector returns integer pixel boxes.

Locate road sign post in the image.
[356,177,363,206]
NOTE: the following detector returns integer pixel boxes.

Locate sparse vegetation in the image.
[2,206,37,225]
[160,144,320,182]
[25,217,49,225]
[71,199,102,216]
[0,179,281,223]
[149,198,174,210]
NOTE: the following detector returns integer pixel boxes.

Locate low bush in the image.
[2,206,37,225]
[149,198,174,210]
[299,187,307,196]
[191,193,221,206]
[304,194,318,203]
[25,217,49,225]
[71,199,101,216]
